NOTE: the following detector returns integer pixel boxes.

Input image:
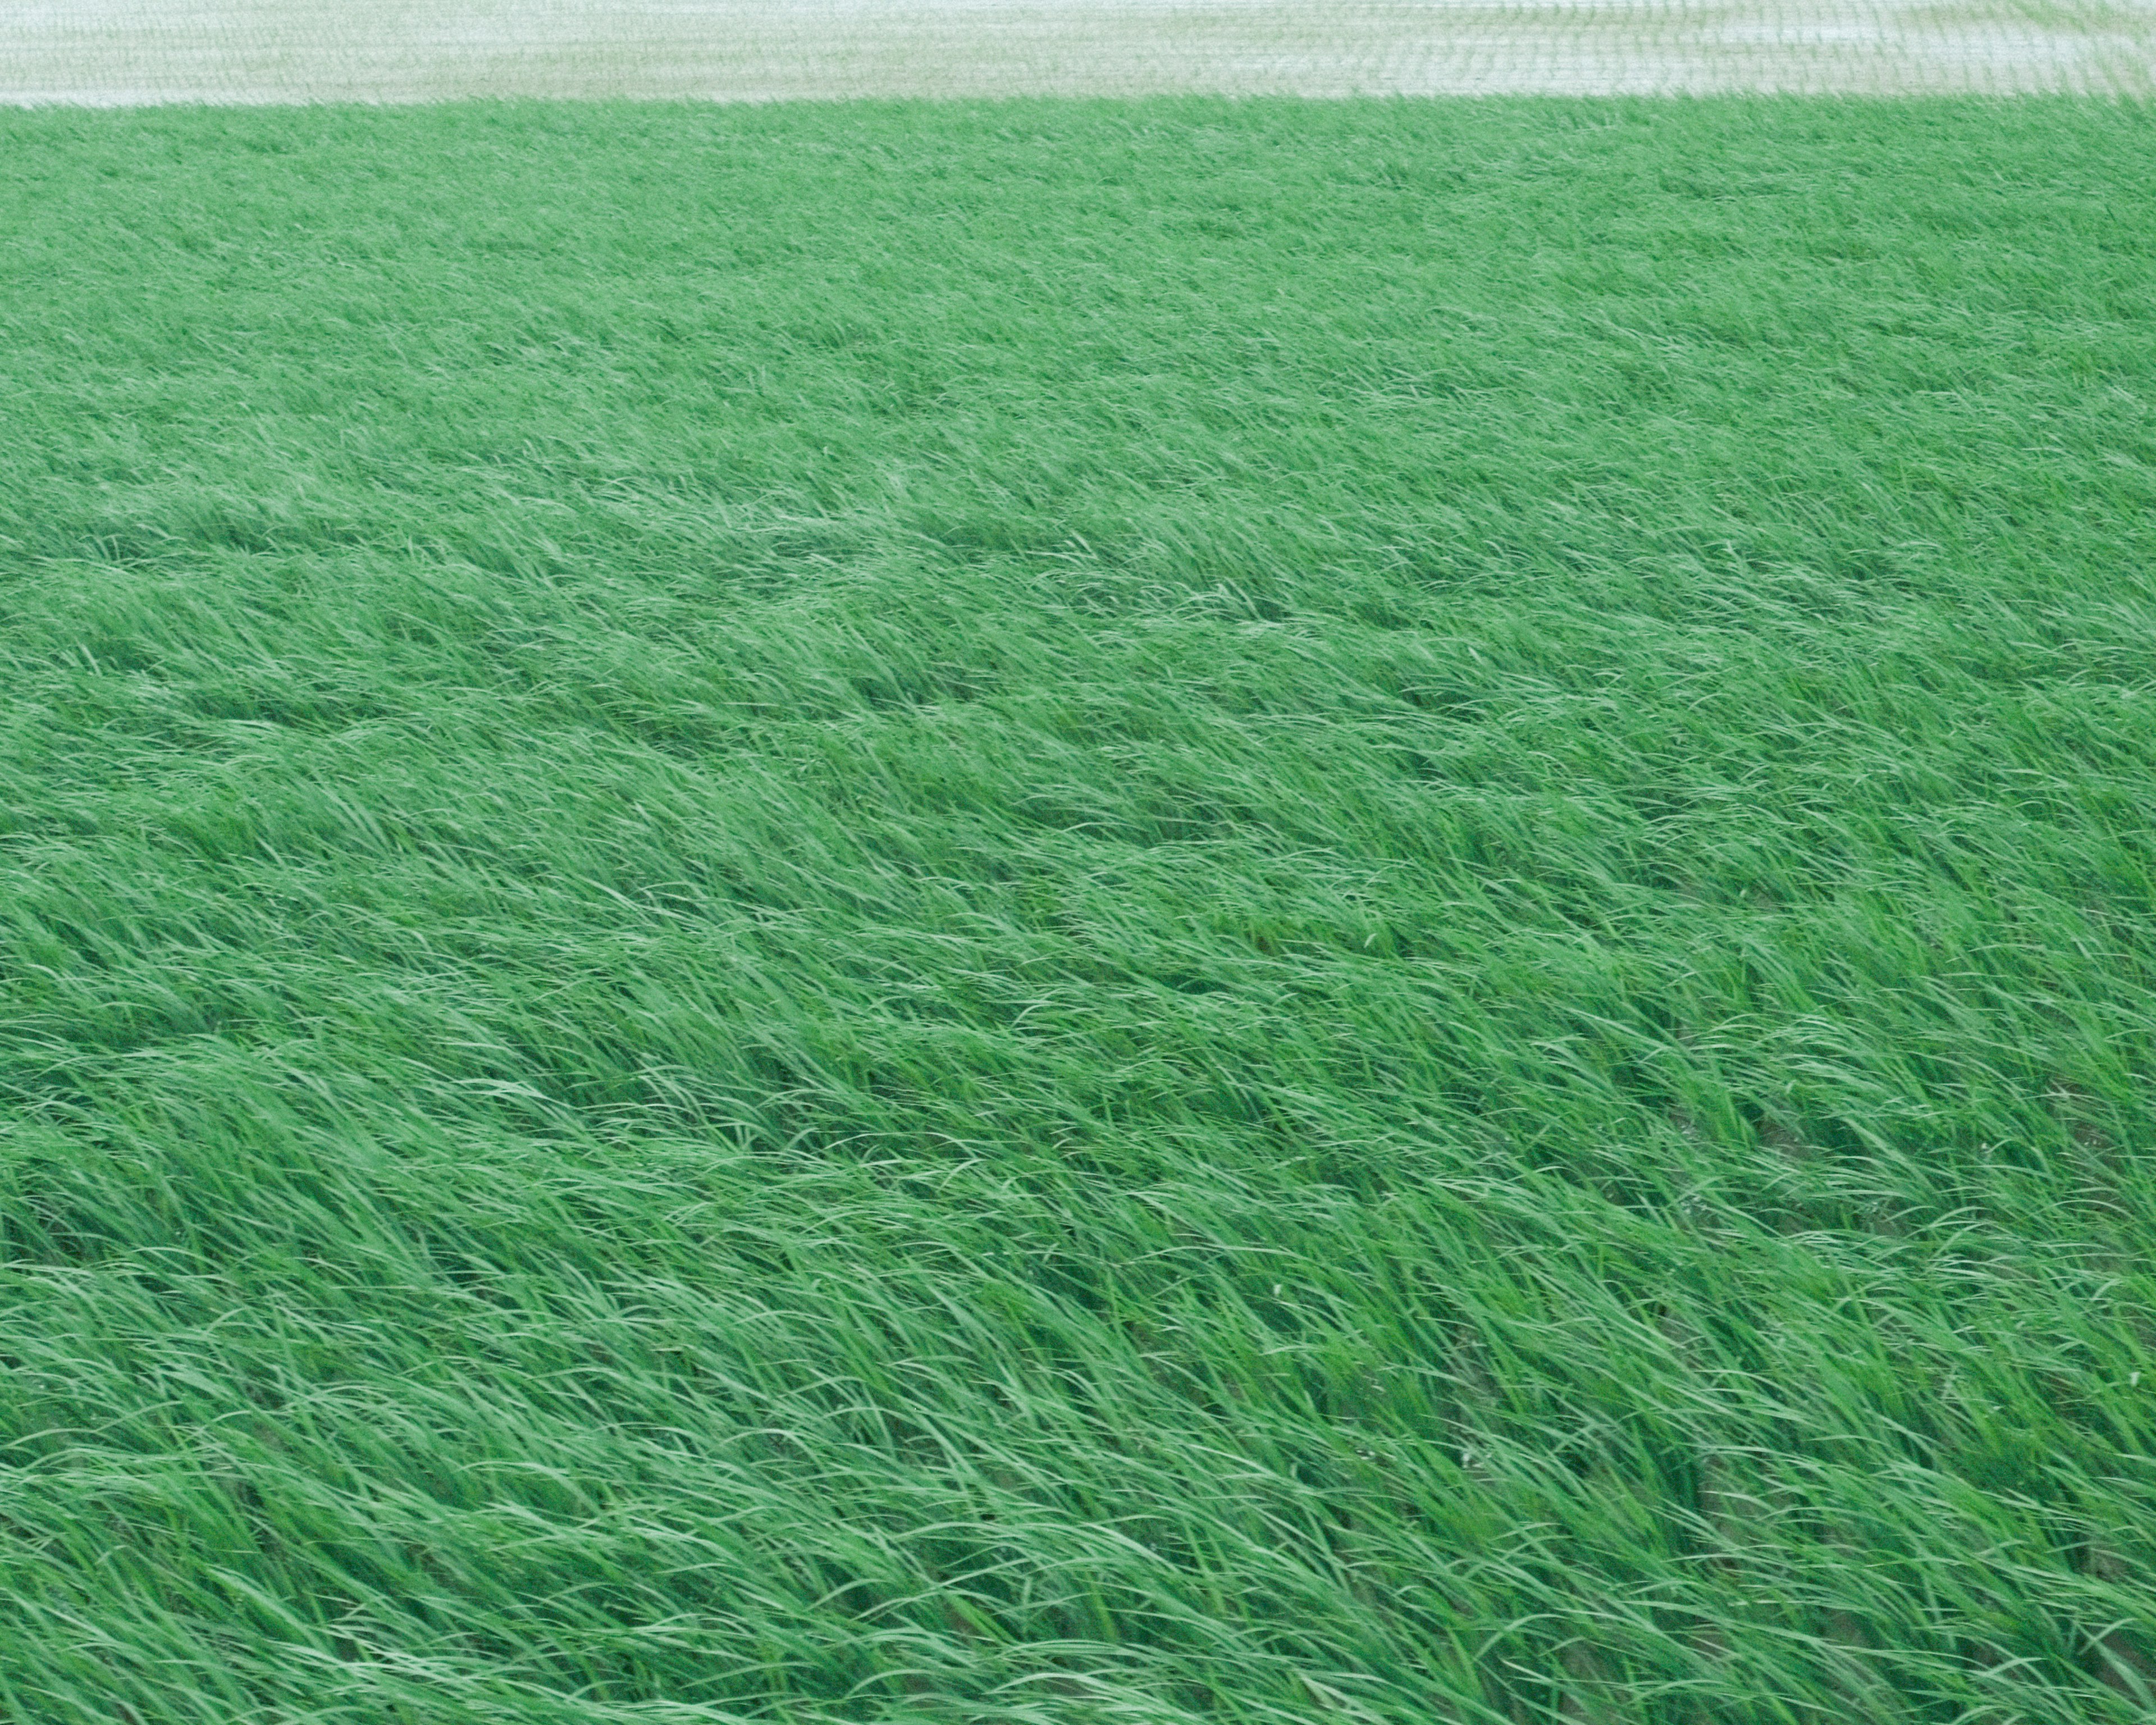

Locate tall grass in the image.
[1,97,2153,1723]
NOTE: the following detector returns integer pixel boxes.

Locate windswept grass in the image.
[1,97,2154,1724]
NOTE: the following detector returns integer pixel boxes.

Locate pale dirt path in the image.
[2,0,2150,102]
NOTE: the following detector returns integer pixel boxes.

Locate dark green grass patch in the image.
[2,95,2154,1723]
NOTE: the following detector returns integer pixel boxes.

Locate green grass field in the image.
[2,97,2154,1724]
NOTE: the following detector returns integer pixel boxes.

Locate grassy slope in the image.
[1,97,2153,1724]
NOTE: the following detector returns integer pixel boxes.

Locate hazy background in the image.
[5,0,2153,101]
